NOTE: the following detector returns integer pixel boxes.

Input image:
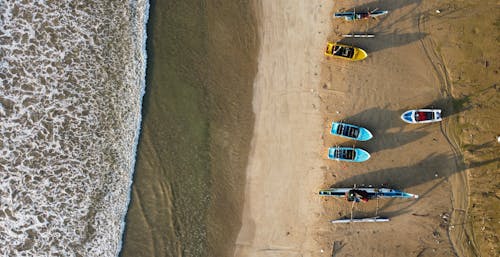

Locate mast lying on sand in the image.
[331,217,390,223]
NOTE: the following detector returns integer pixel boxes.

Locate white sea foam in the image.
[0,1,148,256]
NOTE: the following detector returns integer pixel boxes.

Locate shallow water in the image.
[120,1,258,256]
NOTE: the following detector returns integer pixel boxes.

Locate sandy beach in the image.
[233,0,483,256]
[234,1,333,256]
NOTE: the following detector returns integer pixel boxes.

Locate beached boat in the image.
[328,147,370,162]
[319,187,419,201]
[325,42,368,61]
[401,109,442,124]
[321,186,418,224]
[330,122,373,141]
[334,10,389,21]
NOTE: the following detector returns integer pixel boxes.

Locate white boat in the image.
[401,109,442,124]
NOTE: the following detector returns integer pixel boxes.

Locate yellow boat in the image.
[325,42,368,61]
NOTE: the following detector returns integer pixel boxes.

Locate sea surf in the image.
[0,1,149,256]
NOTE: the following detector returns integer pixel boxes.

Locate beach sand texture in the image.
[421,0,499,256]
[234,0,479,256]
[234,1,333,256]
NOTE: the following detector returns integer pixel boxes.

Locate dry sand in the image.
[234,1,333,256]
[234,0,477,256]
[418,1,499,256]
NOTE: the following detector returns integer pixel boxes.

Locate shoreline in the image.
[120,1,260,256]
[117,0,150,255]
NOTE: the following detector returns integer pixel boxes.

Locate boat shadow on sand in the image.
[330,153,500,219]
[336,0,427,53]
[338,107,429,154]
[353,0,422,11]
[339,32,428,54]
[336,0,423,24]
[340,96,471,154]
[423,96,472,118]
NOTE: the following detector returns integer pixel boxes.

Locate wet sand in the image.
[120,1,258,256]
[234,0,482,256]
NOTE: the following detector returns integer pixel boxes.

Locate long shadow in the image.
[338,96,472,153]
[340,32,428,53]
[332,152,448,187]
[373,0,423,11]
[423,96,471,118]
[331,154,499,189]
[393,95,471,118]
[464,141,496,153]
[336,0,426,53]
[366,0,424,32]
[336,0,423,17]
[337,0,424,29]
[342,177,447,220]
[339,107,429,154]
[331,154,500,219]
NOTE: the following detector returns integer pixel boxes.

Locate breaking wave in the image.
[0,1,148,256]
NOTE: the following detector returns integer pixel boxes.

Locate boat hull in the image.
[325,42,368,61]
[328,147,371,162]
[319,187,419,199]
[330,122,373,141]
[334,10,389,21]
[401,109,442,124]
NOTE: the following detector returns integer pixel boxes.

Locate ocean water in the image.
[0,1,148,256]
[120,1,259,256]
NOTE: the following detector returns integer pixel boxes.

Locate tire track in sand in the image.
[417,12,479,257]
